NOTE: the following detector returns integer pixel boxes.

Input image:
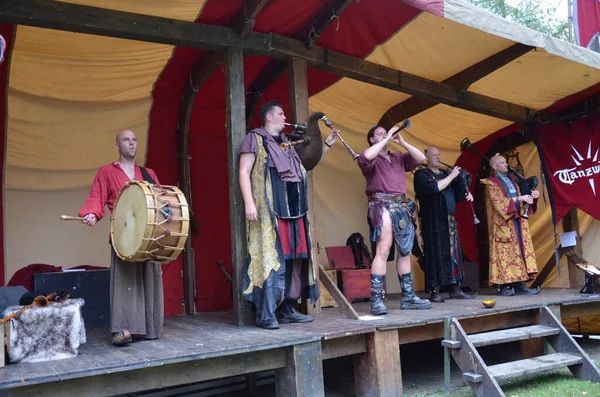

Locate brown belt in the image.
[370,192,408,203]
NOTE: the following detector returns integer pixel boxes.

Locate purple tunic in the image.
[357,151,419,196]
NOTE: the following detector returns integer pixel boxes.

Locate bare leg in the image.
[370,210,393,315]
[396,255,411,276]
[371,209,393,276]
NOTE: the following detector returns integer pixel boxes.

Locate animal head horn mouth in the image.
[33,296,49,307]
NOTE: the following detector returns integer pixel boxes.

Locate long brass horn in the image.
[320,115,360,160]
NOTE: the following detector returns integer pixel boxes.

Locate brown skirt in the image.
[110,250,164,339]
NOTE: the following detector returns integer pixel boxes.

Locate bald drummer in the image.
[79,130,164,345]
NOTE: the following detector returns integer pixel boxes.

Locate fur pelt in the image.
[3,298,86,363]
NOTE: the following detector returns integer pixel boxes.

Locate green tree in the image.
[466,0,570,42]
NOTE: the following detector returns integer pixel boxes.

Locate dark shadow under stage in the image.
[2,288,600,396]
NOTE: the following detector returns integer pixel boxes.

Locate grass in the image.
[450,372,600,397]
[403,370,600,397]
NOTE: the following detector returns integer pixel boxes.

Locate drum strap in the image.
[140,167,156,184]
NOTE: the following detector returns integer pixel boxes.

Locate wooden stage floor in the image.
[1,288,600,396]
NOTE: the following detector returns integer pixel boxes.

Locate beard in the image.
[122,149,137,159]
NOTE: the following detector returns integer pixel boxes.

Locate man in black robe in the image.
[414,147,474,302]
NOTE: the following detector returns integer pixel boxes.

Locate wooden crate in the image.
[318,270,338,308]
[325,246,371,303]
[337,269,371,302]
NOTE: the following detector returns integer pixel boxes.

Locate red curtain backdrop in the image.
[574,0,600,48]
[146,0,422,313]
[0,24,14,286]
[537,116,600,222]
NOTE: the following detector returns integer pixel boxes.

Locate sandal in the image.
[111,329,132,346]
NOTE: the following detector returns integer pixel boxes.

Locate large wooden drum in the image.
[111,181,189,263]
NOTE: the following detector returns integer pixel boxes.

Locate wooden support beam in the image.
[268,35,534,122]
[520,338,545,359]
[0,0,272,51]
[229,0,270,39]
[531,247,566,289]
[560,301,600,320]
[288,57,322,317]
[1,0,539,123]
[175,2,267,312]
[245,59,286,127]
[322,334,367,360]
[354,329,403,397]
[531,207,581,289]
[275,341,325,397]
[563,208,585,288]
[245,0,355,126]
[319,265,360,320]
[303,0,355,48]
[225,47,254,326]
[6,348,287,397]
[378,43,533,129]
[396,309,538,345]
[176,50,223,314]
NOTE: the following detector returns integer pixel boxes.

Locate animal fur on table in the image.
[3,298,86,363]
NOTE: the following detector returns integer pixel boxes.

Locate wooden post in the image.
[318,265,360,319]
[354,330,403,397]
[444,317,451,394]
[226,47,253,326]
[520,338,545,359]
[275,341,325,397]
[177,91,195,314]
[288,57,322,317]
[563,208,584,289]
[176,51,223,314]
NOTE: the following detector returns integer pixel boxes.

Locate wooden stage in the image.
[2,288,600,397]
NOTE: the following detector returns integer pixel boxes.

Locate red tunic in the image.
[79,163,159,220]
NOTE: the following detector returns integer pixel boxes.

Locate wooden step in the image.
[468,325,559,347]
[488,353,583,381]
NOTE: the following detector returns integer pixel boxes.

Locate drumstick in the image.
[60,215,85,221]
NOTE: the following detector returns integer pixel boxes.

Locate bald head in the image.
[116,129,136,143]
[115,129,138,160]
[425,146,441,169]
[490,155,508,174]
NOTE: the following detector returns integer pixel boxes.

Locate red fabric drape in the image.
[146,0,422,312]
[537,116,600,222]
[574,0,600,48]
[0,24,14,286]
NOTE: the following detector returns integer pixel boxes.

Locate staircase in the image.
[442,306,600,396]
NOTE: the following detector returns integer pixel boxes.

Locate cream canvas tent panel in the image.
[3,1,207,282]
[1,0,599,302]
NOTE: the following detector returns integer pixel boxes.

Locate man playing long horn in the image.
[239,101,337,329]
[358,125,431,315]
[481,155,540,296]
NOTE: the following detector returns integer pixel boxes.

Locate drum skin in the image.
[111,181,189,263]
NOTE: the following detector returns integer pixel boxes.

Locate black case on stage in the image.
[34,269,110,329]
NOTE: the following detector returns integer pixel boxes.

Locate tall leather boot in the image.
[370,274,388,315]
[399,273,432,310]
